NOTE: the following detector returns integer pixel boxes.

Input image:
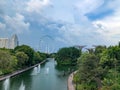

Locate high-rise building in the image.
[0,38,9,48]
[0,34,19,49]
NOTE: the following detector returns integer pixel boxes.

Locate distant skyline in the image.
[0,0,120,52]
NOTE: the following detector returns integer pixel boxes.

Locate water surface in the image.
[0,58,68,90]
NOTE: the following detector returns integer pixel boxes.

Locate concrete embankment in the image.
[0,60,46,81]
[67,72,76,90]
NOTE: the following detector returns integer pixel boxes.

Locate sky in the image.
[0,0,120,52]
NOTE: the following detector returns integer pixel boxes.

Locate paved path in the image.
[67,72,75,90]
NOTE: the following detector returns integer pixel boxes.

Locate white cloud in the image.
[55,0,108,46]
[0,0,120,48]
[3,13,30,33]
[92,16,120,45]
[0,0,31,35]
[57,23,108,46]
[92,0,120,44]
[26,0,51,13]
[62,0,120,46]
[75,0,104,15]
[73,0,104,25]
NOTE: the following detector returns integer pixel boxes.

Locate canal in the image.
[0,58,68,90]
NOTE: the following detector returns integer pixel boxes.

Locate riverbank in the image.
[0,60,46,81]
[67,72,76,90]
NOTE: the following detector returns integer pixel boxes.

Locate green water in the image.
[0,58,68,90]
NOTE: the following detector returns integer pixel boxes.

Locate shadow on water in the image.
[55,63,76,76]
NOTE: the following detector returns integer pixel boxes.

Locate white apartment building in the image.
[0,34,19,49]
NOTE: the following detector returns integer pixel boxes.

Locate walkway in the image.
[67,72,75,90]
[0,60,46,81]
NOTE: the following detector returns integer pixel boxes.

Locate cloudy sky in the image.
[0,0,120,52]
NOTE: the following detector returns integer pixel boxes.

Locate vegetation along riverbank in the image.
[0,45,48,81]
[54,42,120,90]
[73,42,120,90]
[1,42,120,90]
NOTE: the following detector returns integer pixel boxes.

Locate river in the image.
[0,58,68,90]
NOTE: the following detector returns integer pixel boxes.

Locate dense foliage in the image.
[73,44,120,90]
[0,50,17,75]
[55,47,81,66]
[0,45,48,75]
[55,47,81,74]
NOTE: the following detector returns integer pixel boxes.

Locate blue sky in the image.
[0,0,120,52]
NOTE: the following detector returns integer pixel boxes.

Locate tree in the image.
[38,52,48,61]
[94,45,106,57]
[119,41,120,47]
[15,45,34,66]
[100,49,114,69]
[33,52,41,64]
[0,50,17,75]
[55,47,81,66]
[77,53,103,89]
[107,46,120,71]
[74,43,120,89]
[15,51,29,68]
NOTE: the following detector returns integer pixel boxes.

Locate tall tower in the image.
[9,34,19,49]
